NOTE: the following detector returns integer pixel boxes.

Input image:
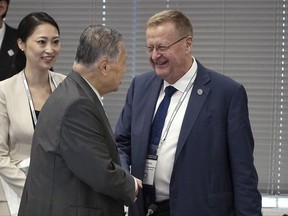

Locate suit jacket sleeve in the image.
[115,78,136,172]
[0,76,30,197]
[60,97,136,206]
[227,84,262,215]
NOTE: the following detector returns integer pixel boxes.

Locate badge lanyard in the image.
[143,71,197,186]
[158,70,197,151]
[21,70,58,126]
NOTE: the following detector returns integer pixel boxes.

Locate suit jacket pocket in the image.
[207,193,233,208]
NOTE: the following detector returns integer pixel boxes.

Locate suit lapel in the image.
[0,25,14,54]
[0,25,16,80]
[10,73,35,136]
[174,65,211,162]
[141,77,163,157]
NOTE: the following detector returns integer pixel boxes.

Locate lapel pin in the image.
[8,49,15,56]
[197,88,203,95]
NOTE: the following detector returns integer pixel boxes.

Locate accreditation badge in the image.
[143,155,158,186]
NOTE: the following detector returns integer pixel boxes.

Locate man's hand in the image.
[133,177,143,202]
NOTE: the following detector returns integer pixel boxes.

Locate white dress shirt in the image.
[0,23,6,50]
[154,56,198,202]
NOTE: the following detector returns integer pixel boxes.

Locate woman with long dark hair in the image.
[0,12,66,216]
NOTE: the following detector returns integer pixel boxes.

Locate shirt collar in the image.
[163,56,198,92]
[82,76,104,106]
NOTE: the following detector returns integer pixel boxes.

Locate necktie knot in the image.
[165,86,177,98]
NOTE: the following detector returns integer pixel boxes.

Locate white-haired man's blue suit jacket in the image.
[115,60,262,216]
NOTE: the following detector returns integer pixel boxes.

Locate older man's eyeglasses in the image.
[145,36,189,54]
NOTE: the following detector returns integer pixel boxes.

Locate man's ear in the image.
[99,57,109,76]
[185,36,193,54]
[186,36,192,48]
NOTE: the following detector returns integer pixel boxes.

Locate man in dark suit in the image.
[18,25,142,216]
[0,0,21,80]
[115,10,262,216]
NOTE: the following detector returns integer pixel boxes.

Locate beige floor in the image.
[262,208,288,216]
[125,207,288,216]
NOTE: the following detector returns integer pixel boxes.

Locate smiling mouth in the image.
[42,56,54,62]
[155,60,168,66]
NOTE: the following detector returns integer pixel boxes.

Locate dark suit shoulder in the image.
[197,59,241,89]
[132,71,161,90]
[4,24,17,36]
[3,24,17,47]
[135,70,157,81]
